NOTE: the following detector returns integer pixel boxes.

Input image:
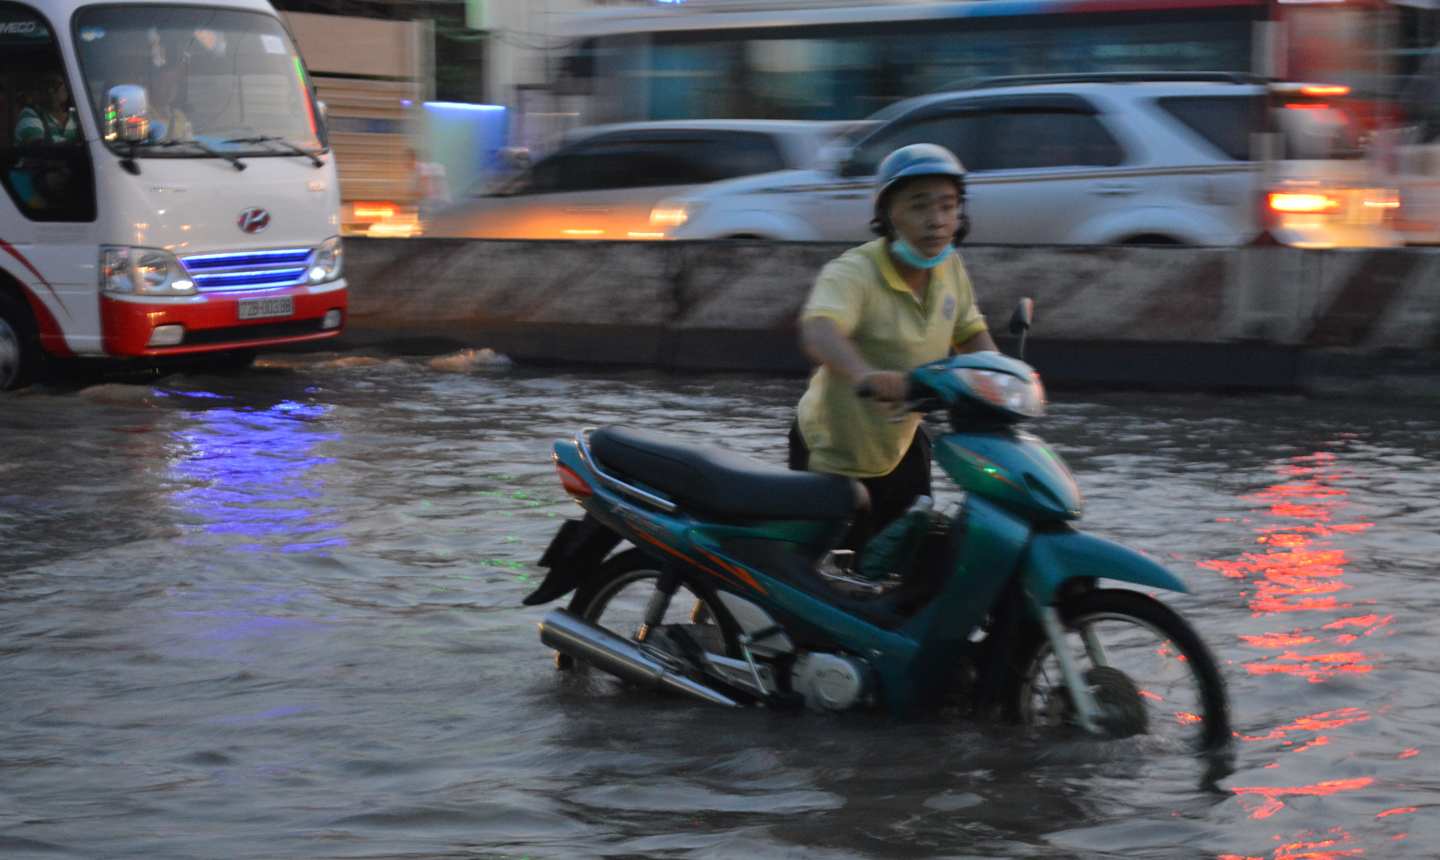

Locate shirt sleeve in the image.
[800,254,868,336]
[950,256,988,345]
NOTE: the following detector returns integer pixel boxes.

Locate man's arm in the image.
[800,317,908,403]
[955,328,997,354]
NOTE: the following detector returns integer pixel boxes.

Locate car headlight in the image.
[955,368,1045,418]
[650,199,701,229]
[309,236,342,284]
[100,246,195,296]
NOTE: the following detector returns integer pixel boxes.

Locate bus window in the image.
[0,1,95,222]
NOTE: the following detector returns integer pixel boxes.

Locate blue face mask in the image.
[890,237,952,270]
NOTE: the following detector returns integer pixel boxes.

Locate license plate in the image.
[237,296,293,320]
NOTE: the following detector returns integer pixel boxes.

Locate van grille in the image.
[180,248,314,294]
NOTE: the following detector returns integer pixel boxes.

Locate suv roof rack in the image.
[932,71,1267,93]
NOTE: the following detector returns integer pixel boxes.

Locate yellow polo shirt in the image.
[797,238,987,478]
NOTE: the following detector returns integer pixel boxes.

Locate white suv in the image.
[657,74,1398,248]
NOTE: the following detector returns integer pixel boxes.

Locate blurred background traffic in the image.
[280,0,1440,247]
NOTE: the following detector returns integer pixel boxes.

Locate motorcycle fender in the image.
[522,514,622,605]
[1020,529,1190,608]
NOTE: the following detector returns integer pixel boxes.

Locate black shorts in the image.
[788,420,932,552]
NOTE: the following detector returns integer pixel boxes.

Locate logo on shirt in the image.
[942,295,956,321]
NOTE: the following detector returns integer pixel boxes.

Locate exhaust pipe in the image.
[540,608,741,707]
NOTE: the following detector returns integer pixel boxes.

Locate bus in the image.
[0,0,347,389]
[553,0,1395,126]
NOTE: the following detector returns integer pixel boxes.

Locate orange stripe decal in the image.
[631,530,744,589]
[697,548,768,595]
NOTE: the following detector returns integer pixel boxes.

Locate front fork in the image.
[1036,605,1106,735]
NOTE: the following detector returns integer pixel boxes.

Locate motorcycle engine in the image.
[792,652,873,711]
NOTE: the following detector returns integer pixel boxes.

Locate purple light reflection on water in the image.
[208,704,320,725]
[168,400,347,550]
[156,400,351,656]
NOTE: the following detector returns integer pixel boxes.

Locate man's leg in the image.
[846,429,932,552]
[788,420,809,471]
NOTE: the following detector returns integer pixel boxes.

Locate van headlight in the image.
[955,368,1045,418]
[308,236,343,284]
[100,246,195,296]
[650,199,701,228]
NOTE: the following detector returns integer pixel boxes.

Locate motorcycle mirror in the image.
[1009,298,1034,361]
[1009,298,1034,336]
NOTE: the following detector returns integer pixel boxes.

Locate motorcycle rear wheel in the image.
[1011,589,1229,750]
[564,549,740,671]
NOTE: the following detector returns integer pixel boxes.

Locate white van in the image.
[0,0,346,389]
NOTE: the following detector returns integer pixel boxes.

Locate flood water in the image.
[2,353,1437,859]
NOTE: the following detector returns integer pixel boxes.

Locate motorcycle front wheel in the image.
[1011,589,1230,750]
[563,548,739,670]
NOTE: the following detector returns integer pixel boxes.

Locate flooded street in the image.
[1,355,1437,859]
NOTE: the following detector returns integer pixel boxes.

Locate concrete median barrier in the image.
[338,238,1440,394]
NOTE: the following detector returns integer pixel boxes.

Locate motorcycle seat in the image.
[590,425,866,520]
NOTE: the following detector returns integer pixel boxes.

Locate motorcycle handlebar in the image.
[854,377,924,404]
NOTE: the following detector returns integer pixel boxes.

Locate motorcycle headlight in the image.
[955,368,1045,418]
[100,246,195,296]
[308,236,343,284]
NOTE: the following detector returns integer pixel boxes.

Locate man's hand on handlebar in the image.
[854,370,909,404]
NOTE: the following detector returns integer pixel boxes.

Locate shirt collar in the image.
[875,238,916,297]
[875,238,954,307]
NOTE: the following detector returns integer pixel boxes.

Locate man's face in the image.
[888,175,960,259]
[46,78,68,110]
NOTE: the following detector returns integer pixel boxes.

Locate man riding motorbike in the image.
[790,144,997,550]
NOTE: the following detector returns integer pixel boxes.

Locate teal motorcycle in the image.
[526,302,1229,750]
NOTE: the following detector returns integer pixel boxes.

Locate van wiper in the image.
[146,138,246,171]
[225,135,324,168]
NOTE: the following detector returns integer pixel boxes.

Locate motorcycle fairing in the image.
[934,431,1082,521]
[1019,528,1191,610]
[523,513,622,606]
[889,495,1031,713]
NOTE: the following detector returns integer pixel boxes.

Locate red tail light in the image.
[556,463,593,498]
[1269,192,1344,214]
[1301,85,1349,97]
[352,201,398,220]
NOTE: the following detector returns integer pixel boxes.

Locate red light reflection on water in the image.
[1203,454,1408,859]
[1220,827,1367,860]
[1231,778,1375,819]
[1197,454,1382,682]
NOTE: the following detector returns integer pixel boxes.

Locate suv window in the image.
[845,114,983,176]
[521,130,785,194]
[0,0,95,221]
[1158,94,1364,161]
[1157,95,1260,160]
[845,108,1122,176]
[978,110,1123,170]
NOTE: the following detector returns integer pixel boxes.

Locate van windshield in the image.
[74,6,322,158]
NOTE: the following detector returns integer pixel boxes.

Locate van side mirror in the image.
[1009,297,1034,361]
[819,144,854,173]
[500,147,532,170]
[105,85,149,143]
[316,99,328,127]
[1009,297,1033,335]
